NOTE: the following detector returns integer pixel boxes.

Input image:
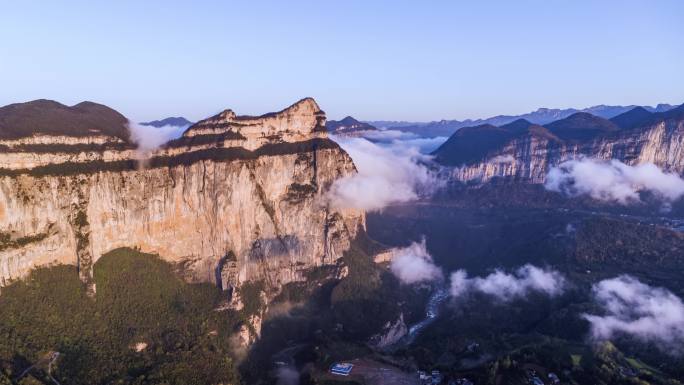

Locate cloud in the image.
[275,367,300,385]
[582,275,684,353]
[449,265,566,302]
[389,238,443,284]
[128,122,189,155]
[360,129,448,153]
[362,129,417,141]
[545,158,684,204]
[327,136,443,211]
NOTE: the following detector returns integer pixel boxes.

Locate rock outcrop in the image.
[433,105,684,184]
[0,98,364,301]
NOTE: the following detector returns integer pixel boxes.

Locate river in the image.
[390,287,450,350]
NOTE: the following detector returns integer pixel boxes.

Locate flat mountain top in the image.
[0,99,131,141]
[140,117,193,128]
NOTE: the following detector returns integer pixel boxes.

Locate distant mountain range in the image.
[367,103,677,138]
[432,103,684,182]
[326,116,377,136]
[140,117,193,128]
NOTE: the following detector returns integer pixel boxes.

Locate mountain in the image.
[365,120,422,128]
[433,119,559,166]
[387,103,678,138]
[609,106,654,130]
[433,102,684,183]
[0,99,131,142]
[327,116,378,136]
[140,116,193,127]
[545,112,619,141]
[0,98,364,338]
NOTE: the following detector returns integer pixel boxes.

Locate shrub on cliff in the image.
[0,248,241,385]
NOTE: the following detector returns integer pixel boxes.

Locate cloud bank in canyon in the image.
[545,158,684,204]
[389,238,443,285]
[327,136,443,211]
[449,265,566,302]
[129,122,189,154]
[582,275,684,353]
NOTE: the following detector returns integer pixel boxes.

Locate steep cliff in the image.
[0,98,364,305]
[434,105,684,183]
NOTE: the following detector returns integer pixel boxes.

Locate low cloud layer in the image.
[390,238,443,284]
[275,367,299,385]
[361,129,448,153]
[582,276,684,353]
[129,122,189,155]
[545,158,684,204]
[327,136,443,211]
[449,265,566,302]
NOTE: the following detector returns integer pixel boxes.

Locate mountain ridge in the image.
[433,103,684,184]
[140,116,193,128]
[327,115,378,136]
[374,103,678,138]
[0,99,131,142]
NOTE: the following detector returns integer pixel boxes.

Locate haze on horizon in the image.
[1,0,683,122]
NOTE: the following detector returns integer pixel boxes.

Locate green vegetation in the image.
[0,138,340,178]
[239,280,265,317]
[0,231,49,252]
[285,183,317,203]
[0,248,241,385]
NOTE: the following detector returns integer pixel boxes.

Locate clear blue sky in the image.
[1,0,682,122]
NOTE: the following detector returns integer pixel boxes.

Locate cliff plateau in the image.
[0,98,364,309]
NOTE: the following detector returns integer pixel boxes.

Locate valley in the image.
[1,98,684,384]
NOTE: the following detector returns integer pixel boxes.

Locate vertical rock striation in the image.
[0,98,364,298]
[433,106,684,184]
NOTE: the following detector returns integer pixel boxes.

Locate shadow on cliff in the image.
[237,230,428,384]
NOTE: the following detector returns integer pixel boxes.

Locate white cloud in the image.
[360,129,448,153]
[362,129,417,141]
[582,275,684,353]
[449,265,566,302]
[128,122,188,155]
[545,158,684,204]
[390,238,443,284]
[275,367,299,385]
[327,136,443,211]
[391,136,448,154]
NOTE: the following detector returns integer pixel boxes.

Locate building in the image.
[548,372,560,384]
[431,370,442,384]
[330,363,354,376]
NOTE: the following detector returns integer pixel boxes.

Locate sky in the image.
[1,0,683,122]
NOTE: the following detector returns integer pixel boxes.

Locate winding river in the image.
[391,287,450,349]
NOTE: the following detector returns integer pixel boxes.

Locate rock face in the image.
[0,98,364,299]
[434,105,684,184]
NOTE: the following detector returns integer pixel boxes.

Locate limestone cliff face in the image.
[441,110,684,184]
[0,98,364,298]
